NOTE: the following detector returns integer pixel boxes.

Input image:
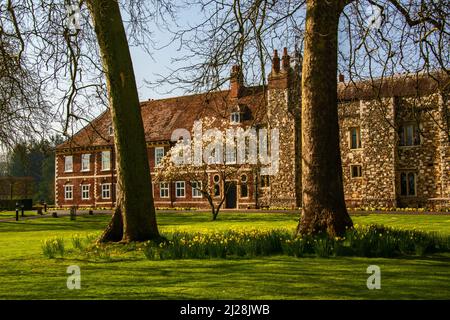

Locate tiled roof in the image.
[56,72,448,151]
[337,72,448,100]
[56,86,267,150]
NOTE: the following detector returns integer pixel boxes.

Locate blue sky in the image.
[130,45,174,101]
[127,5,198,102]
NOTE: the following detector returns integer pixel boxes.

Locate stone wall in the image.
[338,92,450,209]
[435,93,450,208]
[339,98,397,207]
[266,84,299,208]
[395,94,441,207]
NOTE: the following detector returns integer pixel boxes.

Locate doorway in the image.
[225,181,237,209]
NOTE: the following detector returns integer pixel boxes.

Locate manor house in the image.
[55,48,450,210]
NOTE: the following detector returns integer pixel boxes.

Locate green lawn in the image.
[0,210,40,218]
[0,212,449,299]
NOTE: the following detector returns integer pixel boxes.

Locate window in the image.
[350,165,362,178]
[399,123,420,146]
[101,183,111,199]
[349,127,362,149]
[191,181,203,198]
[64,156,73,172]
[160,182,169,198]
[400,172,416,196]
[81,154,91,172]
[109,125,114,136]
[213,175,221,197]
[230,112,241,124]
[81,185,90,200]
[175,181,185,198]
[64,185,73,200]
[260,175,270,188]
[155,147,165,166]
[101,151,111,171]
[240,174,248,198]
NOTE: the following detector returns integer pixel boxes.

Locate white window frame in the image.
[64,185,73,200]
[175,181,185,198]
[191,181,203,198]
[64,155,73,172]
[230,112,241,124]
[155,147,165,166]
[101,183,111,199]
[81,184,90,200]
[213,175,221,197]
[81,154,91,172]
[160,182,169,198]
[101,151,111,171]
[240,174,249,198]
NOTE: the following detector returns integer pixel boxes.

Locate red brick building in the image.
[55,61,270,209]
[55,49,450,210]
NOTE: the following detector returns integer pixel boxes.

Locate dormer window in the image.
[230,112,241,124]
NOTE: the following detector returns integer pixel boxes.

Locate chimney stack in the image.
[230,65,244,99]
[338,73,345,83]
[268,48,292,89]
[281,47,290,72]
[272,50,280,74]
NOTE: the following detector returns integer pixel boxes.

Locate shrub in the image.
[41,237,65,258]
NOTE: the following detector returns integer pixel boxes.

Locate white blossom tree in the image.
[155,116,273,220]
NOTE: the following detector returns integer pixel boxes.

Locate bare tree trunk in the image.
[99,204,123,243]
[87,0,160,242]
[206,195,218,220]
[297,0,353,237]
[212,207,219,221]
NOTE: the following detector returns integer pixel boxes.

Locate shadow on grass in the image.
[0,215,109,232]
[58,255,450,299]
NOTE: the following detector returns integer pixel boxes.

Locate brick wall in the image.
[56,146,258,209]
